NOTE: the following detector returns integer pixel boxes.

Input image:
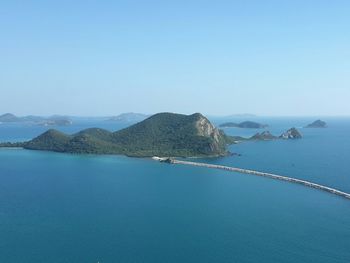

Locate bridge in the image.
[170,159,350,200]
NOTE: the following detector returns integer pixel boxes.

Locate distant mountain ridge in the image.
[107,112,149,122]
[226,114,257,118]
[0,113,72,126]
[219,121,268,129]
[0,113,20,122]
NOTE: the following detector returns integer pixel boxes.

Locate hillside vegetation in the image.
[22,113,231,157]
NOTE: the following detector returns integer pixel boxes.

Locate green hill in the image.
[22,113,232,157]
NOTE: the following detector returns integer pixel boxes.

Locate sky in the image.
[0,0,349,116]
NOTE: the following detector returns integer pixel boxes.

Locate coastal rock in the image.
[279,128,302,139]
[250,131,277,140]
[248,128,302,140]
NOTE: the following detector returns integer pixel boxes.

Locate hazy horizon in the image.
[1,1,349,116]
[1,111,350,118]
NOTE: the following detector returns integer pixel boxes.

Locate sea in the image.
[0,117,350,263]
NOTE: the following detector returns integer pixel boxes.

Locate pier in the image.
[170,159,350,200]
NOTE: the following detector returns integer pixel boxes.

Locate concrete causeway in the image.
[171,159,350,200]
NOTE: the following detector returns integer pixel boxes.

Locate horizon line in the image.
[1,112,350,118]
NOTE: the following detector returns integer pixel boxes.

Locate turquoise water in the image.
[0,118,350,262]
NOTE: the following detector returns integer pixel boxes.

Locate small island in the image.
[107,112,149,122]
[250,128,302,141]
[279,128,302,139]
[219,121,268,129]
[305,120,327,128]
[250,131,276,140]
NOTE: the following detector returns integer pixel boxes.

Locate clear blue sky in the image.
[1,0,349,116]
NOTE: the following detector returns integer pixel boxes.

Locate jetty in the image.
[166,159,350,200]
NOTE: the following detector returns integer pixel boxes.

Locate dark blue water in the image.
[0,118,350,262]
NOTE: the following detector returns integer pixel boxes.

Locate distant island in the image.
[226,114,257,118]
[37,119,72,126]
[0,113,72,126]
[280,128,303,139]
[305,120,327,128]
[250,131,276,140]
[0,113,302,157]
[0,113,20,122]
[219,121,268,129]
[250,128,302,140]
[107,112,149,123]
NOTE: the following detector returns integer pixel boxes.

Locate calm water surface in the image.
[0,117,349,262]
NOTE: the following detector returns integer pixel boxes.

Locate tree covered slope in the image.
[23,113,231,157]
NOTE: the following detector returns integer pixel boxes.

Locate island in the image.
[280,128,302,139]
[250,128,302,141]
[0,113,302,157]
[305,120,327,128]
[107,112,149,122]
[0,113,20,122]
[219,121,268,129]
[0,113,72,126]
[2,113,231,157]
[37,119,72,126]
[250,131,276,140]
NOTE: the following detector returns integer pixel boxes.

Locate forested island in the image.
[0,113,302,157]
[2,113,230,157]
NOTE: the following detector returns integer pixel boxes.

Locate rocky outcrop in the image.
[279,128,302,139]
[195,114,223,143]
[194,113,228,154]
[250,131,277,140]
[248,128,302,140]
